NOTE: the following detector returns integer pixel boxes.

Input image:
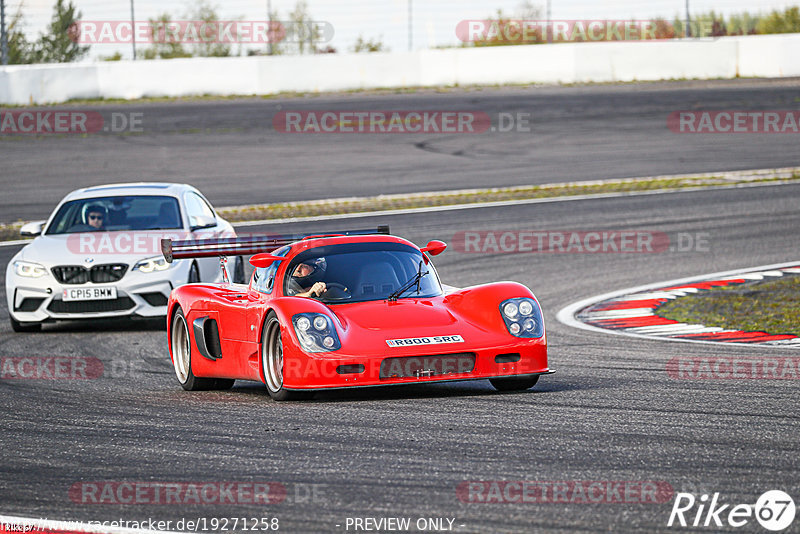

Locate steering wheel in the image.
[67,223,95,232]
[321,282,351,301]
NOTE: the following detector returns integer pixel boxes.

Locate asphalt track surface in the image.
[3,77,800,223]
[2,81,800,533]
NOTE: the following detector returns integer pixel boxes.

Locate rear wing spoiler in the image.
[161,225,390,263]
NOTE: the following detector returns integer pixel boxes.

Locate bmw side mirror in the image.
[190,215,217,231]
[20,221,45,238]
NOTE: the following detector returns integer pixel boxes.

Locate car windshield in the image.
[284,242,442,304]
[45,195,183,234]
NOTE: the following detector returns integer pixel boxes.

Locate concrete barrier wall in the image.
[737,33,800,78]
[1,33,799,105]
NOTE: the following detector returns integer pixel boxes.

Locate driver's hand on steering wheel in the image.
[309,281,327,297]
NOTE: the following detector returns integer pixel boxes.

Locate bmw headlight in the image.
[292,313,341,353]
[500,297,544,338]
[14,261,47,278]
[133,256,172,273]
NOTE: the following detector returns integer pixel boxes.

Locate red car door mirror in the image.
[250,253,285,268]
[421,240,447,256]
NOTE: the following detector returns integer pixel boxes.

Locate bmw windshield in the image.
[45,196,183,235]
[284,242,442,304]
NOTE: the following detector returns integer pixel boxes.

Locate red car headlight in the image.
[500,297,544,338]
[292,313,341,352]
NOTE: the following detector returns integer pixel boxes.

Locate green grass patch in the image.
[0,221,27,242]
[656,275,800,336]
[2,172,798,242]
[214,173,799,223]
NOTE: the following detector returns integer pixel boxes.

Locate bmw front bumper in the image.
[6,261,193,323]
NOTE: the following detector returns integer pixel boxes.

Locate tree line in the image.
[469,6,800,46]
[4,0,387,64]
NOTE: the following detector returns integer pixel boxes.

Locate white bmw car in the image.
[6,183,242,332]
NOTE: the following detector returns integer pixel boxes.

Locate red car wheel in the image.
[261,312,311,401]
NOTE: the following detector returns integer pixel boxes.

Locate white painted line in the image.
[224,165,800,211]
[627,324,710,334]
[556,260,800,349]
[582,308,655,319]
[0,514,183,534]
[718,274,766,281]
[612,291,678,300]
[666,327,731,334]
[754,270,786,277]
[2,174,799,248]
[230,189,693,228]
[665,287,701,294]
[0,239,32,248]
[764,339,800,347]
[227,178,800,229]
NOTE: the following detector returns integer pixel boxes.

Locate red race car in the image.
[162,226,552,400]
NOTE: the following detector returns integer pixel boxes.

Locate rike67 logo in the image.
[668,490,795,531]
